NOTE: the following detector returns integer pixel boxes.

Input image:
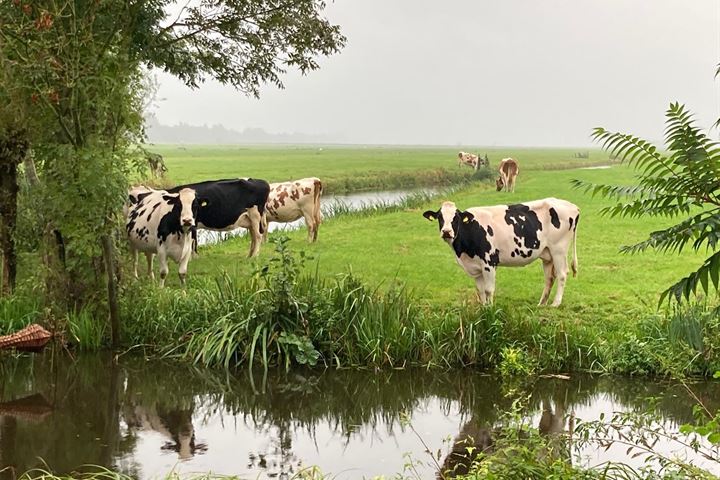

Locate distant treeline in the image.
[145,114,341,144]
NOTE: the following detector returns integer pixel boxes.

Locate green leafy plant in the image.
[573,102,720,303]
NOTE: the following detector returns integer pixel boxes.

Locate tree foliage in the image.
[0,0,344,313]
[572,102,720,303]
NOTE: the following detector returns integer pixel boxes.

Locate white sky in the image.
[151,0,720,146]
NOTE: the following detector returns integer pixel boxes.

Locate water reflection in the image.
[0,353,717,479]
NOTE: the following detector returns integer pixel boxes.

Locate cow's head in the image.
[495,177,505,191]
[423,201,474,243]
[165,188,209,231]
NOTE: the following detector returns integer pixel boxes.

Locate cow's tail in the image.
[313,179,323,226]
[571,214,579,277]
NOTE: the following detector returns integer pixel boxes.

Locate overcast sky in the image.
[151,0,720,147]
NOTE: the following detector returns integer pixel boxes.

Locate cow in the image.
[125,187,203,287]
[458,151,480,170]
[263,177,323,243]
[496,158,519,192]
[423,198,579,306]
[167,178,270,258]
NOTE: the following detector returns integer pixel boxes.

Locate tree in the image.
[0,0,344,342]
[572,102,720,303]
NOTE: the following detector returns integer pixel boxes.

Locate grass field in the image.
[148,144,617,192]
[112,146,718,374]
[174,163,705,325]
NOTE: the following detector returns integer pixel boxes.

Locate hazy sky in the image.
[151,0,720,146]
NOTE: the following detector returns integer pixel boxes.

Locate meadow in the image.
[7,145,718,375]
[149,144,616,192]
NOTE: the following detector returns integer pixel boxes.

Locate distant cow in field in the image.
[167,178,270,257]
[264,177,323,242]
[423,198,579,306]
[126,187,203,286]
[458,151,480,170]
[496,158,519,192]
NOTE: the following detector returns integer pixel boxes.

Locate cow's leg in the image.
[145,253,155,280]
[243,207,262,257]
[474,276,488,304]
[550,254,569,307]
[157,249,169,288]
[131,248,139,279]
[483,268,496,303]
[178,251,191,287]
[302,210,316,243]
[539,259,555,306]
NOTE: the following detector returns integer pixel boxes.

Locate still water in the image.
[0,353,718,479]
[198,188,434,245]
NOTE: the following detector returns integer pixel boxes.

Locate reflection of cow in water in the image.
[438,399,571,478]
[123,404,206,460]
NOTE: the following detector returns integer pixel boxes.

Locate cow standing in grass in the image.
[423,198,579,306]
[264,177,323,242]
[496,158,519,192]
[125,187,204,287]
[167,178,270,257]
[458,151,480,171]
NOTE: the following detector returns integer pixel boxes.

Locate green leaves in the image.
[576,103,720,304]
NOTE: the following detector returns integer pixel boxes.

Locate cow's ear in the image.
[460,211,474,224]
[423,210,438,221]
[199,197,210,208]
[128,195,138,205]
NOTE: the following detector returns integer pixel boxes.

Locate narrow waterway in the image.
[0,353,717,479]
[198,187,435,245]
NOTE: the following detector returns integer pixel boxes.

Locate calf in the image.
[496,158,519,192]
[458,151,479,170]
[264,177,323,242]
[126,188,203,287]
[423,198,579,306]
[167,178,270,257]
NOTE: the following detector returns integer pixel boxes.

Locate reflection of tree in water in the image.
[1,353,719,479]
[246,423,302,479]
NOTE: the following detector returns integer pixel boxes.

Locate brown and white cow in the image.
[423,198,579,306]
[264,177,322,242]
[496,158,519,192]
[458,151,480,170]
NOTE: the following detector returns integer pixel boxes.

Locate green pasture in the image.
[170,162,706,325]
[148,144,615,192]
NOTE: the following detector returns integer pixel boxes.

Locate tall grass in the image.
[115,237,720,376]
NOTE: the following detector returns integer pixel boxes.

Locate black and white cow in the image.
[423,198,579,306]
[167,178,271,257]
[126,187,204,287]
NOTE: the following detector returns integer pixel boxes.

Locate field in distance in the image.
[148,144,615,192]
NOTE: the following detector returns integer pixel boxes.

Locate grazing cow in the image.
[423,198,579,306]
[167,178,270,257]
[458,151,480,170]
[264,177,323,242]
[496,158,519,192]
[126,187,203,287]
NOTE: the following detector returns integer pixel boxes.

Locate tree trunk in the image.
[0,130,28,296]
[101,234,120,347]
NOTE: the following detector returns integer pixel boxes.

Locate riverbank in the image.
[4,161,719,377]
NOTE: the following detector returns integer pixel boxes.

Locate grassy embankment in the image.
[4,146,718,375]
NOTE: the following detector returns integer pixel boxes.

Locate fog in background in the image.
[149,0,720,147]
